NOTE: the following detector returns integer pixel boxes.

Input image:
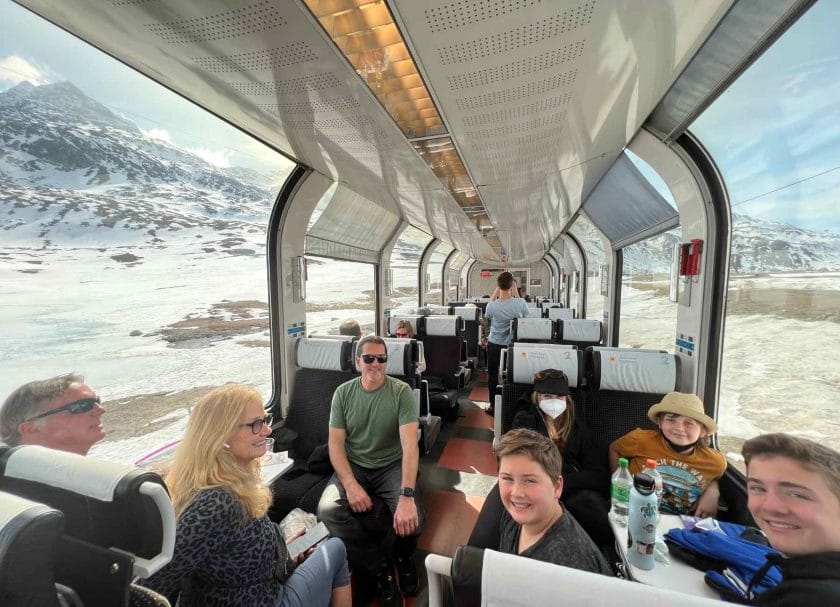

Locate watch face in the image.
[400,487,415,497]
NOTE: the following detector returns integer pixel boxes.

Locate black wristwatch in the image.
[399,487,415,498]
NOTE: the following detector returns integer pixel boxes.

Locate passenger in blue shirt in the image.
[484,272,529,414]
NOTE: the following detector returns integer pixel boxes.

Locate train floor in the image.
[354,372,497,607]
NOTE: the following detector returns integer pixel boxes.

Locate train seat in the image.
[452,305,481,366]
[269,337,356,521]
[539,299,558,310]
[547,306,575,321]
[425,545,722,607]
[420,318,467,421]
[584,347,680,448]
[510,317,554,343]
[494,343,582,445]
[0,490,68,607]
[427,304,452,315]
[557,318,603,349]
[525,306,544,318]
[0,445,175,606]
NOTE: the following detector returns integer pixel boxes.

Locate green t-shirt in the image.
[329,375,417,468]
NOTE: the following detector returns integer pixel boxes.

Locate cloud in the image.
[187,147,232,168]
[141,128,173,144]
[0,55,50,87]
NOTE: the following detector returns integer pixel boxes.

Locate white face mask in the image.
[538,397,567,419]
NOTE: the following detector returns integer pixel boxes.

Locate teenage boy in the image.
[742,433,840,605]
[609,392,726,517]
[497,428,612,574]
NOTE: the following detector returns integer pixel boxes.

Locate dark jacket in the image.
[512,394,609,495]
[753,551,840,606]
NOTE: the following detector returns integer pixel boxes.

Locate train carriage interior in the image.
[2,0,839,605]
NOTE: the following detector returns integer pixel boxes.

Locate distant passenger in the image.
[469,369,611,549]
[495,428,612,574]
[317,335,424,607]
[484,271,529,414]
[393,320,426,374]
[609,392,726,517]
[518,284,532,302]
[0,373,106,455]
[143,384,351,607]
[741,433,840,605]
[339,318,362,337]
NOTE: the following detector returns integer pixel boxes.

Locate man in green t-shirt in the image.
[317,335,424,607]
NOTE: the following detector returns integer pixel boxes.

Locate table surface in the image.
[260,455,295,485]
[610,513,720,600]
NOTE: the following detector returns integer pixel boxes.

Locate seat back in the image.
[0,490,65,607]
[0,446,175,605]
[427,304,452,315]
[452,306,481,360]
[585,347,680,447]
[286,337,356,460]
[511,318,553,342]
[525,307,544,319]
[547,306,575,321]
[427,546,724,607]
[557,319,602,349]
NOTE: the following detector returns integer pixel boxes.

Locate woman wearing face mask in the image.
[468,369,612,550]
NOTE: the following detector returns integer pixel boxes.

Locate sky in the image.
[0,1,838,233]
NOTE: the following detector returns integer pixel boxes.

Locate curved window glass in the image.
[619,229,681,351]
[447,251,470,302]
[388,225,431,313]
[568,215,607,321]
[0,3,294,464]
[424,242,451,306]
[693,1,840,458]
[305,256,376,337]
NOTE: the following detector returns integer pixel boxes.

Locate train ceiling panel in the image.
[390,0,733,264]
[16,0,498,262]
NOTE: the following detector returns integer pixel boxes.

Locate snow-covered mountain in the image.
[0,81,276,250]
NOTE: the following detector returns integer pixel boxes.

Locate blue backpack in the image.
[665,521,782,603]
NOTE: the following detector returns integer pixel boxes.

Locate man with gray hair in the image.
[1,373,106,455]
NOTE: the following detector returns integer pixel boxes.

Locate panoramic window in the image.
[388,225,431,314]
[447,251,470,302]
[305,256,376,337]
[619,229,681,351]
[568,215,607,321]
[0,4,294,463]
[424,242,451,306]
[693,1,840,458]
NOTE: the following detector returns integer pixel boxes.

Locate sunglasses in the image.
[239,413,273,435]
[25,396,101,422]
[361,354,388,364]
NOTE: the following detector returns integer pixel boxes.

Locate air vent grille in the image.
[464,113,566,139]
[448,41,585,91]
[456,71,576,110]
[257,97,361,114]
[437,1,594,65]
[463,95,573,126]
[192,43,317,73]
[145,2,286,44]
[425,0,543,33]
[229,73,341,96]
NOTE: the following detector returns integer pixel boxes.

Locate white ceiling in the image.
[17,0,736,264]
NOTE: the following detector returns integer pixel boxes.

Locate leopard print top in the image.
[142,487,292,607]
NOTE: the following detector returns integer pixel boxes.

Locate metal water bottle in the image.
[627,472,658,570]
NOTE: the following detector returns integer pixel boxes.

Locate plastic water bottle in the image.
[641,458,664,510]
[610,457,632,526]
[627,473,658,571]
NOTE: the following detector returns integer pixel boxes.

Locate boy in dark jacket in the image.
[742,433,840,605]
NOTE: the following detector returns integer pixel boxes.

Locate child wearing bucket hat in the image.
[609,392,726,517]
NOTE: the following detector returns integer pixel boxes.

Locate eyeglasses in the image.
[239,413,273,434]
[24,396,101,422]
[361,354,388,364]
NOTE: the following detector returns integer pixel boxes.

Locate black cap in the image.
[633,473,655,495]
[533,369,570,396]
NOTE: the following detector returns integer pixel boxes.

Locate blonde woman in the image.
[143,384,351,607]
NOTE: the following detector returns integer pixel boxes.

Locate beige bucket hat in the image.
[648,392,717,434]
